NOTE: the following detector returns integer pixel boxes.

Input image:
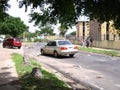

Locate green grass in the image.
[12,53,72,90]
[78,46,120,57]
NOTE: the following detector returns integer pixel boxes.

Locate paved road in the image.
[24,42,120,90]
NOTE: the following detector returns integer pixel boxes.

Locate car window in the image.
[47,42,52,46]
[47,41,56,46]
[51,41,56,46]
[58,41,72,45]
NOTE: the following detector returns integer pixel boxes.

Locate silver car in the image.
[40,40,78,57]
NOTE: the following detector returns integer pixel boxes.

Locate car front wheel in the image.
[54,51,59,58]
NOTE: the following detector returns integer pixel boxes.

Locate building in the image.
[102,21,120,40]
[76,20,120,49]
[76,20,120,41]
[89,19,101,40]
[89,20,120,41]
[76,21,90,41]
[90,20,120,49]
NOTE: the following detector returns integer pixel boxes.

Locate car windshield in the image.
[58,40,72,45]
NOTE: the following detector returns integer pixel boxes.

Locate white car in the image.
[40,40,78,57]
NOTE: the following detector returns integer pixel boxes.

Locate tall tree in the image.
[39,26,56,35]
[1,0,120,30]
[0,0,10,21]
[58,25,68,36]
[69,31,76,36]
[83,0,120,29]
[18,0,120,30]
[0,16,28,37]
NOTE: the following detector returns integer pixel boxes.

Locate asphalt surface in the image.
[0,42,120,90]
[0,42,88,90]
[24,42,120,90]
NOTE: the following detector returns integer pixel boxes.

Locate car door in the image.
[44,41,52,54]
[6,39,10,46]
[49,41,57,54]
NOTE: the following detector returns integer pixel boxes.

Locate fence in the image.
[66,35,120,50]
[101,34,120,41]
[44,35,120,50]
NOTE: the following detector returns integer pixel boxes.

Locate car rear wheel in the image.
[54,51,59,58]
[41,49,45,55]
[69,54,74,57]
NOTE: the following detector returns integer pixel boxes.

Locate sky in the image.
[7,0,41,33]
[7,0,89,34]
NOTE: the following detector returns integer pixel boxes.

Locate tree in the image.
[39,26,56,35]
[69,31,76,36]
[0,0,10,21]
[18,0,120,30]
[22,31,36,41]
[1,0,120,30]
[0,16,28,37]
[83,0,120,30]
[58,25,68,36]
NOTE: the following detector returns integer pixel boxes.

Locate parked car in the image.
[40,39,78,57]
[2,38,22,49]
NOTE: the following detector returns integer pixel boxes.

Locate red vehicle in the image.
[2,38,22,49]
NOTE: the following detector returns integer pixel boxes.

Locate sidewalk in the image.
[0,43,21,90]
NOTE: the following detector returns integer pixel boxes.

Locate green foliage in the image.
[69,31,76,35]
[0,16,28,37]
[36,26,56,36]
[1,0,120,30]
[25,32,35,38]
[18,0,120,30]
[58,25,68,36]
[12,53,72,90]
[20,0,82,28]
[83,0,120,30]
[0,0,10,21]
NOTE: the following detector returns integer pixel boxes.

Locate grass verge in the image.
[78,46,120,57]
[12,53,72,90]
